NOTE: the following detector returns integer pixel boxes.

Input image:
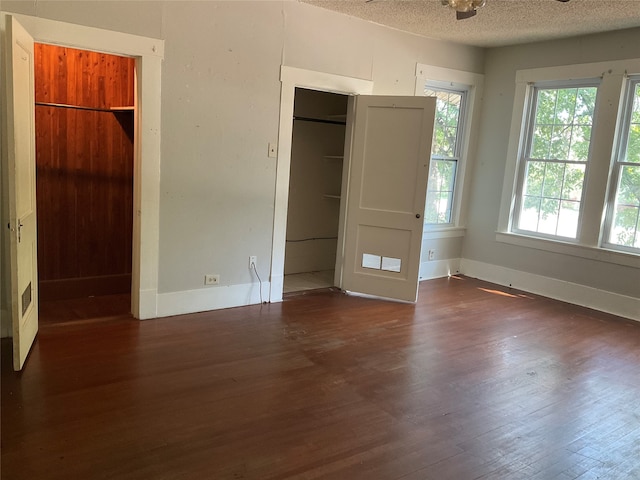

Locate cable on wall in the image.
[251,262,264,304]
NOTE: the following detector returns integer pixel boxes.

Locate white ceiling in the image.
[300,0,640,48]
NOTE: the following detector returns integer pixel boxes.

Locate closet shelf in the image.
[323,194,341,200]
[36,101,134,113]
[293,115,346,126]
[323,155,344,160]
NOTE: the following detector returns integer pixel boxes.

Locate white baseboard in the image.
[137,289,158,320]
[156,281,270,318]
[419,258,461,281]
[269,274,284,303]
[460,259,640,322]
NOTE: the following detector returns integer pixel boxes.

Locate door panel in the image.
[6,15,38,370]
[341,95,435,302]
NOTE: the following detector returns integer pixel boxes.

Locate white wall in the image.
[462,28,640,313]
[1,1,484,319]
[156,0,483,299]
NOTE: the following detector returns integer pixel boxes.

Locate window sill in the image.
[496,232,640,268]
[423,227,466,240]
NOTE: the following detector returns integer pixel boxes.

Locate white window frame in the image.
[602,75,640,253]
[415,64,484,238]
[423,85,467,227]
[498,59,640,268]
[511,78,601,242]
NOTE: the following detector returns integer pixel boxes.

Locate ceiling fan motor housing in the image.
[447,0,486,13]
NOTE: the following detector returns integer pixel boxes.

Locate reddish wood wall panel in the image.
[34,44,134,297]
[35,44,134,109]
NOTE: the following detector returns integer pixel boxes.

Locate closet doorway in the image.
[283,88,348,294]
[34,44,135,322]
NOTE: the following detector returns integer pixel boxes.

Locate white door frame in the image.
[269,66,373,303]
[2,13,163,319]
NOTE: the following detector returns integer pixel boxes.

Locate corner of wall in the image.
[460,258,640,322]
[419,258,461,281]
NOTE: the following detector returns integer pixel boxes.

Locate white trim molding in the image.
[498,58,640,252]
[460,258,640,321]
[270,66,373,304]
[156,282,270,318]
[2,13,163,320]
[415,63,484,229]
[419,258,461,281]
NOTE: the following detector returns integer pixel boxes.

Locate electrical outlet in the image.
[428,249,436,261]
[204,274,220,285]
[249,256,257,269]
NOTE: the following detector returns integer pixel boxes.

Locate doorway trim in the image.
[3,13,163,319]
[269,66,373,303]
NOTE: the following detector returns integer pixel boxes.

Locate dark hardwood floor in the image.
[2,276,639,479]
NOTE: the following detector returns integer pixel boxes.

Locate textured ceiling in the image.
[300,0,640,47]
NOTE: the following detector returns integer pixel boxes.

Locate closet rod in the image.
[35,101,133,113]
[293,116,346,126]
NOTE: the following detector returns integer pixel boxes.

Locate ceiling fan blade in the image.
[456,9,477,20]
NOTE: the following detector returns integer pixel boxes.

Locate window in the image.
[416,64,483,233]
[604,77,640,251]
[499,59,640,261]
[424,87,466,224]
[514,82,598,239]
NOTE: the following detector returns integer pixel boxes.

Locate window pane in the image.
[520,195,541,232]
[424,159,456,224]
[538,198,560,235]
[608,165,640,247]
[611,205,640,247]
[568,125,592,161]
[557,200,580,238]
[632,83,640,124]
[524,161,544,196]
[550,125,571,159]
[425,192,440,223]
[442,127,457,156]
[626,83,640,163]
[542,162,563,198]
[532,86,596,162]
[446,98,460,127]
[575,88,596,122]
[556,88,578,123]
[518,160,583,239]
[562,163,585,201]
[628,125,640,163]
[531,126,552,159]
[424,86,464,225]
[536,89,557,125]
[426,89,463,157]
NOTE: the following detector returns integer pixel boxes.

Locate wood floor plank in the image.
[2,276,639,479]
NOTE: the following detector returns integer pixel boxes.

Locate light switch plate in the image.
[268,142,277,158]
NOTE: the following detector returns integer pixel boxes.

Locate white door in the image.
[340,95,435,302]
[5,15,39,370]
